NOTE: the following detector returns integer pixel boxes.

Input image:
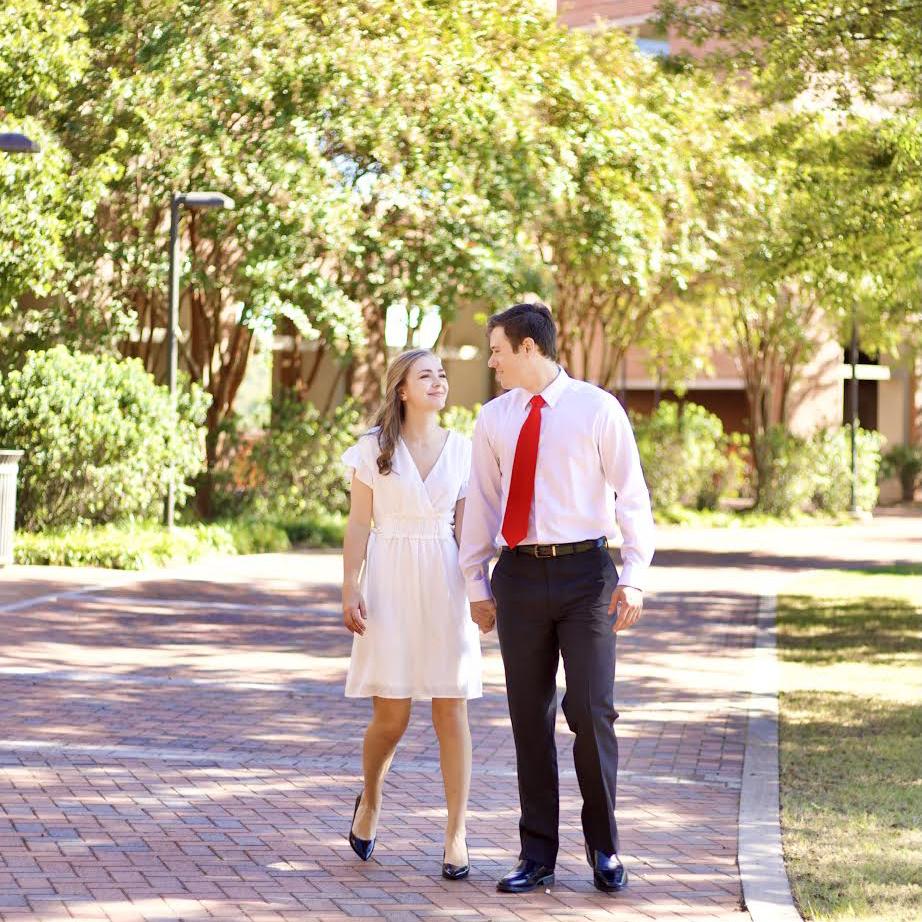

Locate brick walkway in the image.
[0,551,758,922]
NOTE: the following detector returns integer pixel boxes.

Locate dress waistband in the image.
[373,514,454,540]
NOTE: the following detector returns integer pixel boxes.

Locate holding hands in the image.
[470,599,496,634]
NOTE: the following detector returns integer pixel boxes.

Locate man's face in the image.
[488,326,528,390]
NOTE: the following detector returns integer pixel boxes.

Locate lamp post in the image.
[849,302,859,515]
[164,191,235,528]
[0,132,40,154]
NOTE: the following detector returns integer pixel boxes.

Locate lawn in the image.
[777,567,922,922]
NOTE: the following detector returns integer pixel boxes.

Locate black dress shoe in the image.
[348,792,375,861]
[585,843,627,893]
[496,859,554,893]
[442,843,470,880]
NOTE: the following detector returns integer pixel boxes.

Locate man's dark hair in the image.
[487,302,557,361]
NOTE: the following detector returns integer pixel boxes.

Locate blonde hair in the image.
[370,348,436,475]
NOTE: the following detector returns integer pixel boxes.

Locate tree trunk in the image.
[350,302,388,417]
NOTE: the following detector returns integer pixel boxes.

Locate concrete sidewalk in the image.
[0,513,918,922]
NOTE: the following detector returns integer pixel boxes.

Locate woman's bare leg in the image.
[352,696,412,839]
[431,698,472,866]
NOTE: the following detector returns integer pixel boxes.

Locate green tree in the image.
[0,1,102,346]
[516,29,736,391]
[52,0,561,515]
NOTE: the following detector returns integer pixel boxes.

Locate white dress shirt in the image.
[459,367,655,602]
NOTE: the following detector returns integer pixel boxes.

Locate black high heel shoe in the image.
[348,792,375,861]
[442,842,470,880]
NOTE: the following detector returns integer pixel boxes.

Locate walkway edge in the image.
[738,592,802,922]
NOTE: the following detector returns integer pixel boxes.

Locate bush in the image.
[755,424,882,516]
[810,425,883,513]
[0,347,209,530]
[631,401,744,510]
[213,396,360,521]
[753,426,816,516]
[271,511,346,546]
[879,443,922,502]
[14,520,290,569]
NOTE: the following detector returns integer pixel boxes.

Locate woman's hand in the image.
[343,586,368,635]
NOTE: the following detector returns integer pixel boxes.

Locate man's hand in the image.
[609,585,643,633]
[470,598,497,634]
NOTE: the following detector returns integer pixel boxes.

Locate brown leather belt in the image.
[504,537,608,558]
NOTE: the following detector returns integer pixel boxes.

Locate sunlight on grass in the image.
[777,567,922,922]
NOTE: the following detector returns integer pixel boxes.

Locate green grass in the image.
[777,567,922,922]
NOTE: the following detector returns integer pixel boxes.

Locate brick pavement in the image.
[0,550,760,922]
[5,513,921,922]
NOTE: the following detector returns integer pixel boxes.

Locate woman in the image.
[341,348,481,880]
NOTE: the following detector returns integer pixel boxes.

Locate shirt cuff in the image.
[617,563,647,592]
[466,576,493,603]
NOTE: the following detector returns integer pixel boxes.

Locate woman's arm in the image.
[342,477,373,634]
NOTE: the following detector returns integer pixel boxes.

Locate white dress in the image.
[341,428,482,700]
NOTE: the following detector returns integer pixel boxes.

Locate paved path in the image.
[0,512,918,922]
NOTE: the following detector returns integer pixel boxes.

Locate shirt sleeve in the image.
[597,397,655,590]
[459,410,503,602]
[341,437,376,489]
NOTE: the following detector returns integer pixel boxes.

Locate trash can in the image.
[0,450,24,567]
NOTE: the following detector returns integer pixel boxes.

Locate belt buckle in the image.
[535,544,556,558]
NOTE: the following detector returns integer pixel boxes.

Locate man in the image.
[459,302,655,894]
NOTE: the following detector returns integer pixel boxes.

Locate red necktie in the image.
[502,395,546,548]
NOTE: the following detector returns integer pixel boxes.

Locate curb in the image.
[738,592,802,921]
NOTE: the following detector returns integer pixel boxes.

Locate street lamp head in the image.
[178,191,235,210]
[0,132,41,154]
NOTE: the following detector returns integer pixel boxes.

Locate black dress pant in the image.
[491,545,620,869]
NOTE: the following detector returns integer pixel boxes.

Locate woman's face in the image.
[400,354,448,412]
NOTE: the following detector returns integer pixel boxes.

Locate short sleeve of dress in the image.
[341,436,377,489]
[456,434,473,501]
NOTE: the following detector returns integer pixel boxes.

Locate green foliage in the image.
[880,443,922,501]
[520,29,734,390]
[212,396,359,521]
[441,404,482,439]
[212,519,290,556]
[0,346,209,530]
[755,424,882,516]
[631,401,744,510]
[753,427,818,517]
[654,506,848,527]
[271,511,346,547]
[13,519,288,569]
[810,426,883,514]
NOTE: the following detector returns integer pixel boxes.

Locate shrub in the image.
[215,396,360,521]
[810,425,883,513]
[14,519,290,570]
[271,511,347,546]
[631,401,742,510]
[0,347,209,530]
[879,443,922,502]
[755,424,882,516]
[753,426,816,516]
